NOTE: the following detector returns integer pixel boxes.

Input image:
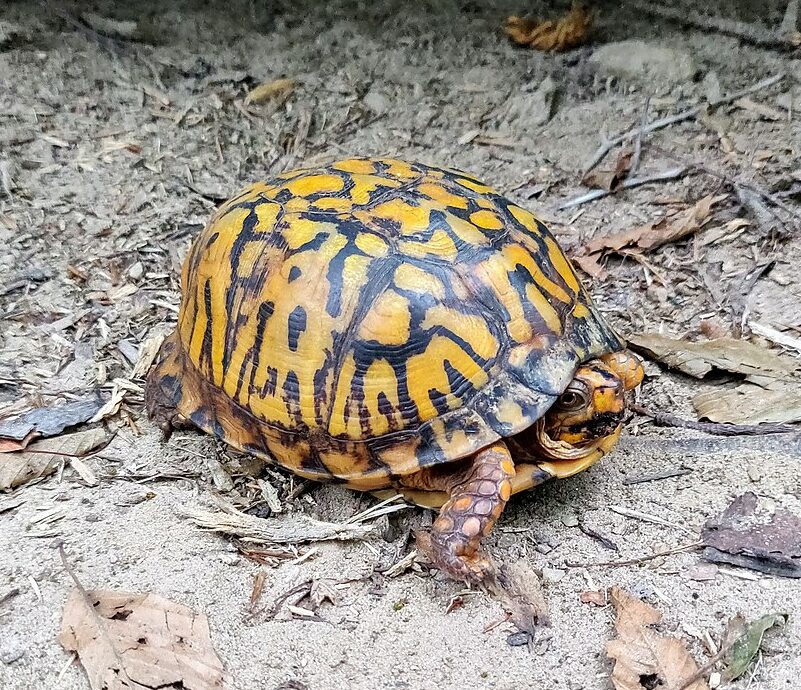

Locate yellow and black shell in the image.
[146,157,624,491]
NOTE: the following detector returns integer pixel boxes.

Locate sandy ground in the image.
[1,1,800,689]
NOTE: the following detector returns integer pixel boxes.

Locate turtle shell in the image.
[146,157,625,491]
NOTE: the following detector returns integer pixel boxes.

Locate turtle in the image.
[145,156,644,584]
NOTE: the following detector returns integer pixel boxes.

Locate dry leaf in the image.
[701,492,801,578]
[627,333,798,380]
[0,394,105,442]
[582,148,633,191]
[59,589,226,690]
[606,587,709,690]
[571,253,609,280]
[584,194,726,255]
[693,381,801,425]
[721,613,787,681]
[504,2,592,52]
[244,78,294,106]
[491,560,550,633]
[0,428,107,490]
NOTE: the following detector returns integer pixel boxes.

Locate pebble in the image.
[590,40,696,87]
[506,631,530,647]
[541,567,566,584]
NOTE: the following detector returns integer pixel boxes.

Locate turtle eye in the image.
[557,386,589,412]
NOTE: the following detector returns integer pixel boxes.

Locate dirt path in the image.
[1,1,799,689]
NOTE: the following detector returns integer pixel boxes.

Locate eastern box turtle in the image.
[146,157,643,584]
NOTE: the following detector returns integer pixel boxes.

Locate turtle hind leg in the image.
[412,441,515,585]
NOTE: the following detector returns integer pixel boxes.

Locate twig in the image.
[58,545,134,686]
[631,403,799,436]
[582,73,784,175]
[566,541,703,568]
[609,505,695,535]
[638,1,801,49]
[0,587,20,607]
[623,467,693,485]
[42,1,133,56]
[629,97,650,176]
[556,166,691,210]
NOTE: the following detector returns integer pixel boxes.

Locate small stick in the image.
[0,587,20,607]
[582,73,784,175]
[556,166,691,210]
[629,97,650,176]
[609,505,695,535]
[566,541,703,568]
[638,0,800,49]
[631,403,799,436]
[623,467,693,485]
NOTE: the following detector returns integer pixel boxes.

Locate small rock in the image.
[114,491,150,507]
[218,553,240,566]
[561,514,579,528]
[363,88,389,116]
[590,40,696,87]
[0,637,25,664]
[535,543,553,555]
[541,567,565,584]
[506,631,530,647]
[709,672,721,689]
[682,563,718,581]
[127,261,144,281]
[747,465,763,483]
[702,72,722,105]
[85,513,101,523]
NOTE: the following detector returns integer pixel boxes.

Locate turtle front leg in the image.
[412,441,515,585]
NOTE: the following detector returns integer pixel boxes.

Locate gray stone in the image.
[590,40,696,86]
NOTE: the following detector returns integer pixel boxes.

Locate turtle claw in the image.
[415,530,497,586]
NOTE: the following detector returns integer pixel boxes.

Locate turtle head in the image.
[533,350,644,461]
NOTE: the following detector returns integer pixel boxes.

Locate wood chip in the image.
[180,496,377,544]
[131,332,166,378]
[244,78,295,106]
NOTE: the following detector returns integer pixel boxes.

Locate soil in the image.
[1,1,800,689]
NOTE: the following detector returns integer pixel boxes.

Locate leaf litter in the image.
[605,587,709,690]
[720,613,787,681]
[504,2,592,52]
[0,393,106,447]
[59,588,226,690]
[0,427,108,490]
[628,332,801,425]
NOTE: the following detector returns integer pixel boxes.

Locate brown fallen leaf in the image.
[59,589,226,690]
[244,78,294,106]
[571,253,609,280]
[584,194,726,256]
[693,380,801,425]
[606,587,709,690]
[582,147,633,192]
[491,560,550,633]
[0,428,108,490]
[701,492,801,578]
[627,333,799,380]
[505,2,592,52]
